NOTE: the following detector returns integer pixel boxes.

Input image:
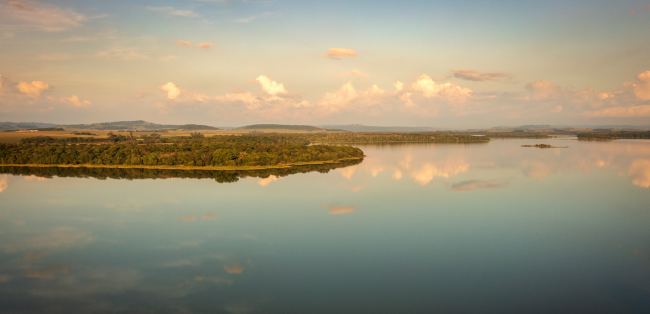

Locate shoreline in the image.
[0,156,365,171]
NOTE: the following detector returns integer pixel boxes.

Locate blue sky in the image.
[0,0,649,127]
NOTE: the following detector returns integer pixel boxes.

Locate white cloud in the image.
[632,71,650,101]
[409,74,472,102]
[256,75,287,96]
[60,95,91,107]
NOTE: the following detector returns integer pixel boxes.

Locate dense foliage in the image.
[577,131,650,140]
[303,133,491,143]
[0,139,364,167]
[0,159,362,183]
[470,132,551,138]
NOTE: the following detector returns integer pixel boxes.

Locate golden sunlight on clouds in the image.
[60,95,91,107]
[256,76,287,96]
[224,261,244,274]
[324,205,356,215]
[181,216,197,222]
[160,82,181,99]
[17,81,50,98]
[628,159,650,188]
[197,42,216,49]
[176,40,192,46]
[323,48,357,58]
[0,0,85,32]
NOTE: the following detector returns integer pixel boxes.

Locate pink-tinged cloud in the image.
[202,214,219,220]
[176,40,192,46]
[324,205,356,215]
[451,69,512,82]
[16,81,50,98]
[323,48,357,58]
[197,42,216,48]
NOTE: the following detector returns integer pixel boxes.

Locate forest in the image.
[0,158,362,183]
[1,136,364,168]
[302,133,491,143]
[577,131,650,140]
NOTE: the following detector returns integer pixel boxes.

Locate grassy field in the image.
[0,129,340,143]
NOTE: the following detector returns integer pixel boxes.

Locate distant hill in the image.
[0,122,59,131]
[319,124,440,132]
[60,120,219,130]
[492,125,650,130]
[238,124,325,131]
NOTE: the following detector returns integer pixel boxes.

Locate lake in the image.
[1,138,649,313]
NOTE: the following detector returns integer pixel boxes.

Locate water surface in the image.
[1,138,649,313]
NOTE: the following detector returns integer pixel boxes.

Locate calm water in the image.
[1,138,650,313]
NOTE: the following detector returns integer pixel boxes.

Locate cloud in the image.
[234,16,255,23]
[409,160,470,185]
[256,75,287,96]
[324,205,356,215]
[224,261,244,274]
[147,6,198,17]
[181,216,197,222]
[337,166,356,180]
[0,174,7,193]
[450,180,508,192]
[26,265,69,279]
[0,227,94,253]
[409,74,472,102]
[451,69,511,82]
[330,69,369,78]
[0,1,86,31]
[197,42,216,48]
[632,71,650,101]
[323,48,357,58]
[525,79,561,100]
[628,159,650,188]
[160,82,182,99]
[96,47,149,61]
[60,95,91,107]
[257,175,279,186]
[176,40,192,46]
[585,105,650,117]
[17,81,50,98]
[202,214,219,220]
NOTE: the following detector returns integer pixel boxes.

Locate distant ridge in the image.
[60,120,220,130]
[238,124,325,131]
[0,122,59,131]
[319,124,440,132]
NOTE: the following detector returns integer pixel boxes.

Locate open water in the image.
[1,138,650,313]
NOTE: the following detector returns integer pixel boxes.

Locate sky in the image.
[0,0,649,128]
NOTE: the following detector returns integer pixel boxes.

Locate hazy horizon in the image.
[1,0,649,128]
